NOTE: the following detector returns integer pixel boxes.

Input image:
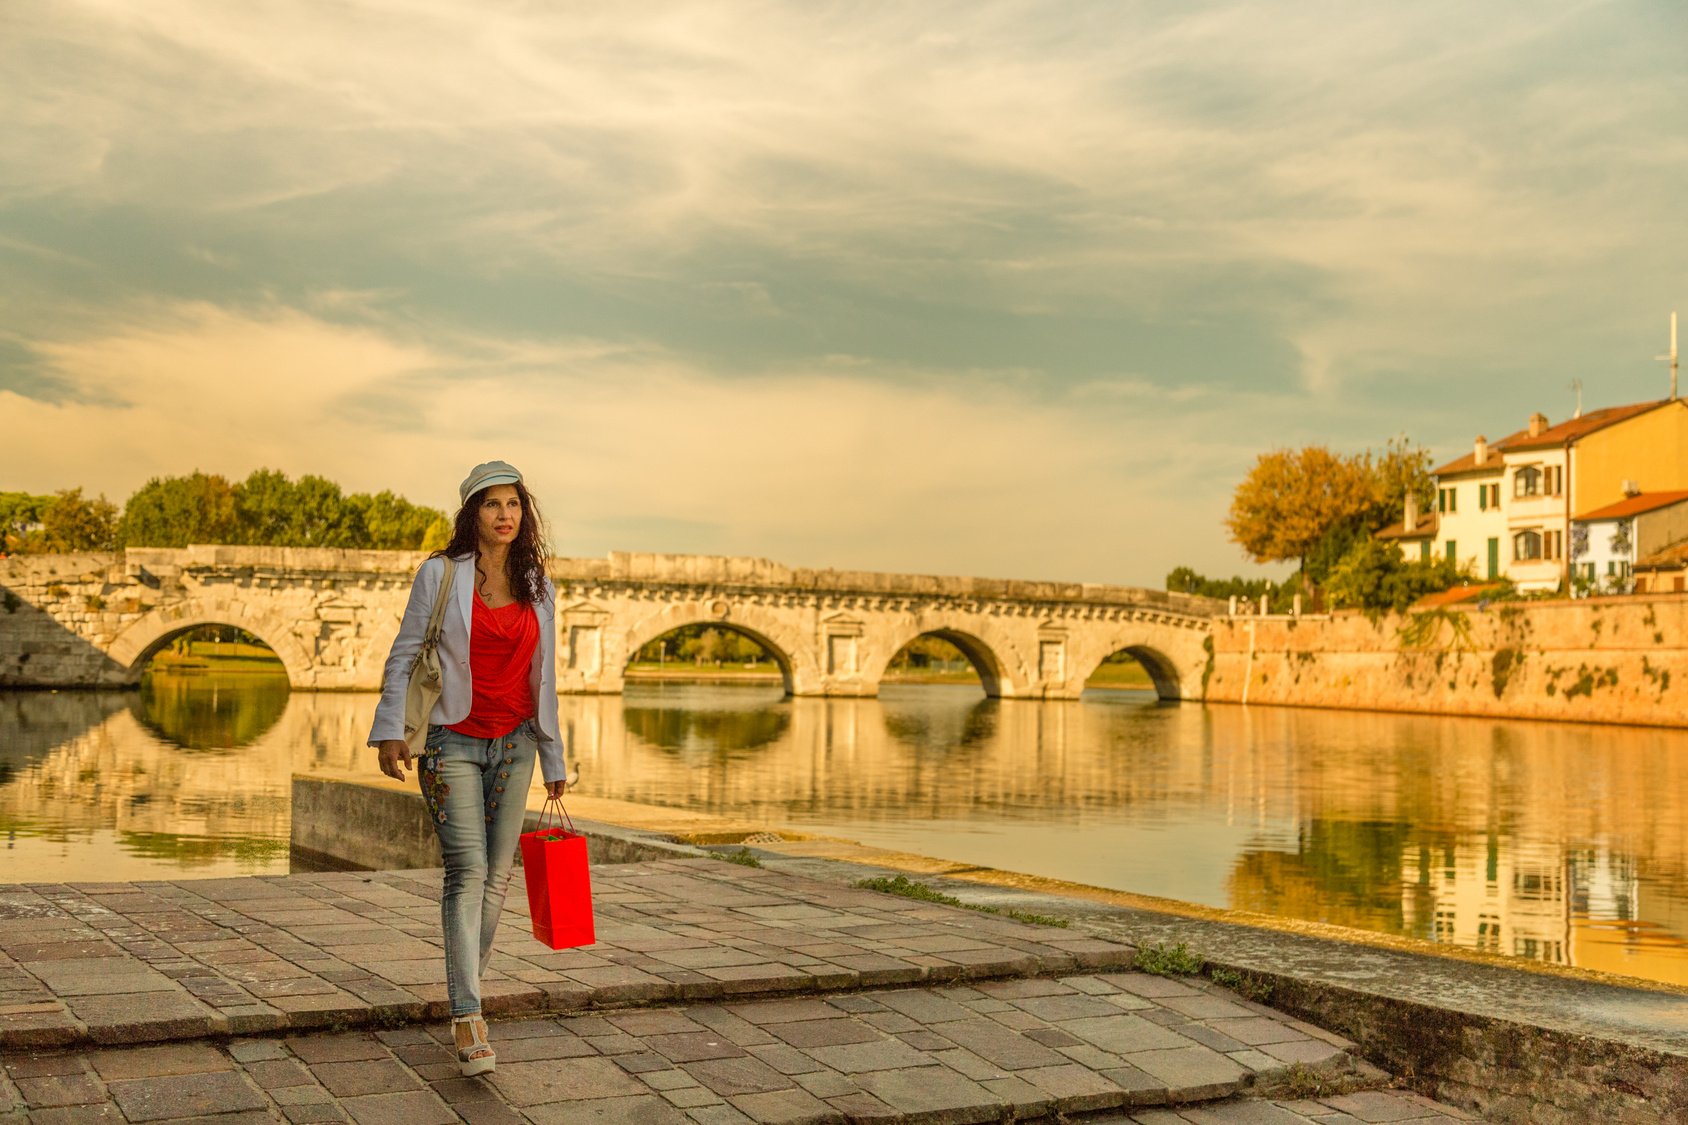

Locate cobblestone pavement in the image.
[2,973,1472,1123]
[0,862,1129,1050]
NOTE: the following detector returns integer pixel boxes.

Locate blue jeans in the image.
[419,720,539,1017]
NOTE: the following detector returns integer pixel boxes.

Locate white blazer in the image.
[368,553,567,783]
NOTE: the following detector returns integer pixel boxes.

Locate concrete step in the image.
[0,974,1400,1124]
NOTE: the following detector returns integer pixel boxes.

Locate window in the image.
[1486,538,1499,579]
[1489,483,1500,508]
[1419,541,1430,562]
[1514,466,1541,498]
[1514,530,1542,561]
[1545,466,1562,495]
[1446,540,1457,564]
[1438,487,1457,513]
[1544,530,1562,560]
[1479,486,1487,511]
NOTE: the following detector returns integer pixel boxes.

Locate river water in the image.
[2,675,1685,987]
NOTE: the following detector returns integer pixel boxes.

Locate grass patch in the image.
[1134,941,1204,977]
[1210,966,1272,1002]
[1002,909,1070,928]
[855,874,967,906]
[714,847,763,868]
[854,875,1070,927]
[1254,1062,1380,1100]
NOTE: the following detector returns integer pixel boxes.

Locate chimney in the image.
[1403,491,1418,533]
[1528,412,1548,437]
[1473,435,1488,464]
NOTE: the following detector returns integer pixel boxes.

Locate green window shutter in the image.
[1487,538,1499,579]
[1446,540,1457,564]
[1420,541,1429,562]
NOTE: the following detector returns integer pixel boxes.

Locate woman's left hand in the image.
[544,777,569,800]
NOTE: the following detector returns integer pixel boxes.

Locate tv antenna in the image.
[1569,378,1583,418]
[1657,311,1679,401]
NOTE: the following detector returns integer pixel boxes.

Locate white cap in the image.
[458,460,522,505]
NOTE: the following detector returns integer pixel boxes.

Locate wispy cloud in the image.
[3,300,1329,581]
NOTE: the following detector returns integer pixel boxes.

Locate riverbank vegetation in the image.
[2,469,446,554]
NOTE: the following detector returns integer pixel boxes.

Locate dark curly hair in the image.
[432,479,550,604]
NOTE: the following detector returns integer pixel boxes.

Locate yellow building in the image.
[1572,398,1688,512]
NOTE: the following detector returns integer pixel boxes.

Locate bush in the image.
[1324,539,1465,612]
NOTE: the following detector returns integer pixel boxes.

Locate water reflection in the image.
[134,668,291,750]
[622,683,792,756]
[2,680,1686,987]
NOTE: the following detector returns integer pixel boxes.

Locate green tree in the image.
[349,489,447,550]
[1166,566,1304,613]
[0,491,50,553]
[1368,435,1435,530]
[230,468,297,545]
[119,472,239,547]
[41,489,118,551]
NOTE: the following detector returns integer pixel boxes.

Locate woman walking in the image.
[369,460,569,1077]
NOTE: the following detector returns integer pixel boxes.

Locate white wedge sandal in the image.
[453,1014,496,1077]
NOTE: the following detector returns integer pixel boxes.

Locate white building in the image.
[1571,490,1688,594]
[1425,435,1508,580]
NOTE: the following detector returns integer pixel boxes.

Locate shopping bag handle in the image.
[535,796,576,835]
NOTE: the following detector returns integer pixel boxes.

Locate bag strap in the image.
[423,557,456,647]
[536,796,576,835]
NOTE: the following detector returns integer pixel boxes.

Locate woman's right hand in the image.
[377,739,414,782]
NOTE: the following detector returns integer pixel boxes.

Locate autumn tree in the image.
[1226,446,1375,580]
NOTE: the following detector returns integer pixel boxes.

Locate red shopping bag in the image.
[519,799,595,949]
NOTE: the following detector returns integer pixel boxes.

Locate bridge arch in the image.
[870,626,1024,698]
[619,604,819,697]
[1071,636,1187,701]
[106,597,315,687]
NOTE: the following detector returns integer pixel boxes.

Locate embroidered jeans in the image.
[419,720,538,1017]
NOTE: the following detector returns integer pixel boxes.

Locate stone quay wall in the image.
[1206,595,1688,727]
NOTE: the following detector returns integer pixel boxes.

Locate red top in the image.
[448,596,539,738]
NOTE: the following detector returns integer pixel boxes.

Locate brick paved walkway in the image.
[0,859,1480,1122]
[2,974,1470,1123]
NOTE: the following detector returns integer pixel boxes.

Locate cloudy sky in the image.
[2,1,1684,586]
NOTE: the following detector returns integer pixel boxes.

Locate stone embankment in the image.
[1206,595,1688,727]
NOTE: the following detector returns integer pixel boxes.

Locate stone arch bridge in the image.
[0,548,1222,700]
